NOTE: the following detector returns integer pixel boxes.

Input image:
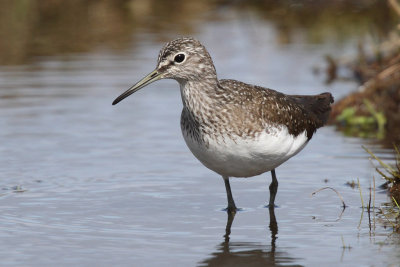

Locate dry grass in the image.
[363,145,400,232]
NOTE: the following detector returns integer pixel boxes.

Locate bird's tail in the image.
[290,92,334,128]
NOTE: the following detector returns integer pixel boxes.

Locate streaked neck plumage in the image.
[179,75,223,146]
[179,77,219,112]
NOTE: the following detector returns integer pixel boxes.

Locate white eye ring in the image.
[173,52,187,64]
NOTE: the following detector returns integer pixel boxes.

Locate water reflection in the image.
[311,206,346,223]
[1,1,400,266]
[199,208,302,267]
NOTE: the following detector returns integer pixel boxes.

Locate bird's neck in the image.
[179,78,219,116]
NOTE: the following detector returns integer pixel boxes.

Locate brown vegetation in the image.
[329,0,400,146]
[330,47,400,145]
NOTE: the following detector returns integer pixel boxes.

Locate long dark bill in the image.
[112,69,161,105]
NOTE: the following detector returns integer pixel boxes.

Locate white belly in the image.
[182,126,308,178]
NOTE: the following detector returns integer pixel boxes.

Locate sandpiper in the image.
[112,37,333,213]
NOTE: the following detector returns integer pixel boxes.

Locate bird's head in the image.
[112,37,216,105]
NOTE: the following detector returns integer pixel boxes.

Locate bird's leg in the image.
[268,169,278,207]
[223,176,237,213]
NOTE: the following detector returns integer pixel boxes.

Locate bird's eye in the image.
[174,53,185,63]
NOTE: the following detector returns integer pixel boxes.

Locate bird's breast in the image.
[180,115,309,177]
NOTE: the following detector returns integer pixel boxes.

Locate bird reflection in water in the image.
[198,208,302,267]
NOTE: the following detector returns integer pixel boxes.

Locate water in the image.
[1,2,399,266]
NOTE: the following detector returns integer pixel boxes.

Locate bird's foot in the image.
[265,203,279,209]
[223,205,242,213]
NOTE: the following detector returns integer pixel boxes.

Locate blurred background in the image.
[1,1,400,266]
[0,0,397,65]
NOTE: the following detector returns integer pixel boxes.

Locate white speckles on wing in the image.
[152,37,332,179]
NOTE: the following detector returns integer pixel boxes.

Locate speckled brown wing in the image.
[218,79,333,140]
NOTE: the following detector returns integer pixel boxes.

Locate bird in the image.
[112,37,334,213]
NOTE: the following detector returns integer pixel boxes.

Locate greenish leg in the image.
[268,169,278,207]
[223,176,237,213]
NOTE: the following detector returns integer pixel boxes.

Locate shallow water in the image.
[1,2,399,266]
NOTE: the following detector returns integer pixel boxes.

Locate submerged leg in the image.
[268,169,278,207]
[224,211,236,242]
[268,205,278,251]
[223,176,237,213]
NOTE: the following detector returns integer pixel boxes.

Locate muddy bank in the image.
[329,49,400,146]
[327,1,400,207]
[328,30,400,146]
